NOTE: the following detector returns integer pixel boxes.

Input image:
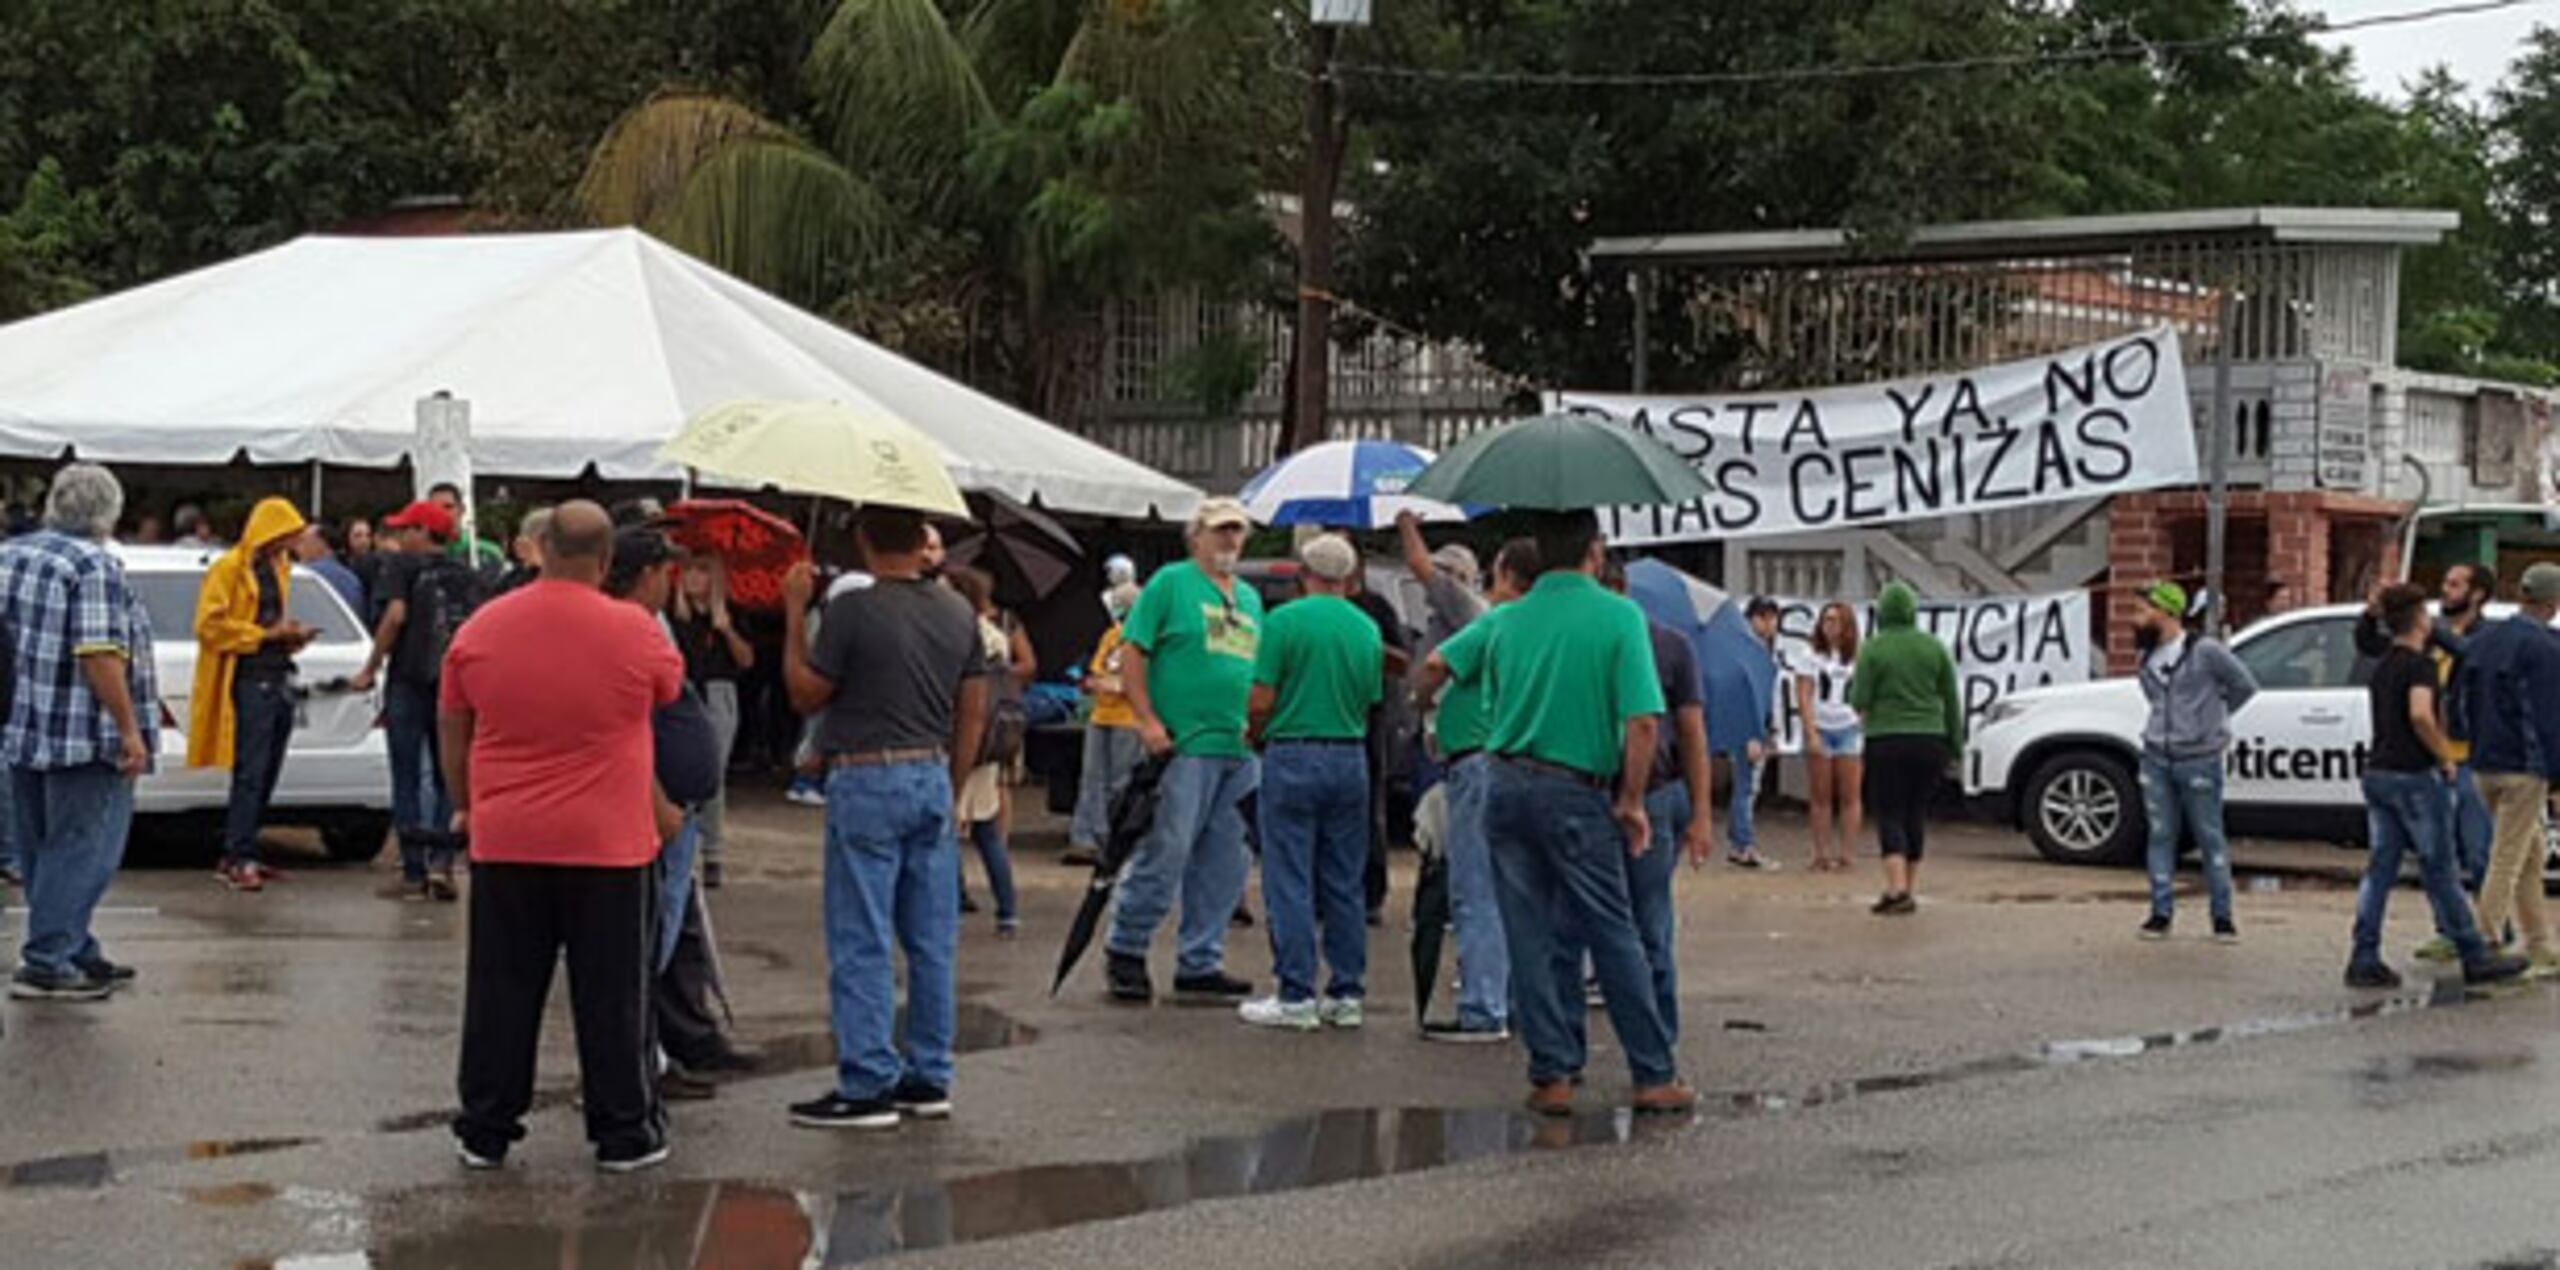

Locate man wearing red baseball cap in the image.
[353,499,479,900]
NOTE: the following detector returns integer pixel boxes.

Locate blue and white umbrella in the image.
[1239,439,1473,529]
[1626,559,1779,753]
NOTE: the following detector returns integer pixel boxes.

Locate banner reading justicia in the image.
[1551,327,2198,545]
[1764,590,2093,755]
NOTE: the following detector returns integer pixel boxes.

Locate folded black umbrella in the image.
[1052,753,1172,996]
[1410,851,1450,1026]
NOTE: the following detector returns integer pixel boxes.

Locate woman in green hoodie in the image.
[1847,582,1964,915]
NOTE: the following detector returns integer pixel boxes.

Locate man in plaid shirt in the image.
[0,464,156,1001]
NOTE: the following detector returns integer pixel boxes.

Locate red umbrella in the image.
[658,499,808,612]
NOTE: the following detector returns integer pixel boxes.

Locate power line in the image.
[1334,0,2550,89]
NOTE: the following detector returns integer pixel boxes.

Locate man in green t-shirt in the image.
[1104,497,1266,1005]
[1416,537,1537,1044]
[1481,510,1694,1119]
[1234,534,1382,1032]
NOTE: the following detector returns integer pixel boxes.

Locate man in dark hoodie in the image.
[2355,562,2495,907]
[2453,561,2560,974]
[1845,582,1963,914]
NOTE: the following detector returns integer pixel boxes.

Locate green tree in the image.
[572,0,1287,421]
[2493,27,2560,363]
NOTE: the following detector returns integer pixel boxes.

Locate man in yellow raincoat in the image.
[191,498,316,892]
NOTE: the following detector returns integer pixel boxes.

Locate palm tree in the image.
[575,0,1288,424]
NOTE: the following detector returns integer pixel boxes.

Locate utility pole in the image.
[2204,290,2236,637]
[1288,1,1363,457]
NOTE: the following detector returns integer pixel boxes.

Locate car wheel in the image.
[2022,750,2143,867]
[320,812,394,863]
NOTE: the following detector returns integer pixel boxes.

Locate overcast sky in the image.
[2314,0,2555,99]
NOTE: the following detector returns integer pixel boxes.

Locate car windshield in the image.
[125,569,364,645]
[2232,615,2365,690]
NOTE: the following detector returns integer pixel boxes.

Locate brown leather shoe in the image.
[1632,1081,1698,1116]
[1525,1080,1575,1117]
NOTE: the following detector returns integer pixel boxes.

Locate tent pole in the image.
[310,460,324,519]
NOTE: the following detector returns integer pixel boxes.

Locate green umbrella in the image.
[1406,412,1714,511]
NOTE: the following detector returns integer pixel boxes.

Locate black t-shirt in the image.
[383,552,467,686]
[2367,645,2441,773]
[1349,590,1409,653]
[240,557,295,677]
[1647,621,1703,791]
[672,613,741,685]
[810,578,989,754]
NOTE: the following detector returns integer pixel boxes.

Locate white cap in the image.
[1104,553,1137,586]
[1301,534,1359,582]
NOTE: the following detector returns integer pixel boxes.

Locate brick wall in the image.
[2103,489,2407,673]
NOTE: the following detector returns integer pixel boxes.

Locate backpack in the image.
[976,616,1029,768]
[653,681,721,806]
[399,557,490,684]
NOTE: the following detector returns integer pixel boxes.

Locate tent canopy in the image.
[0,229,1201,521]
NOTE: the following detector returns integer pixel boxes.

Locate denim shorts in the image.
[1815,724,1864,757]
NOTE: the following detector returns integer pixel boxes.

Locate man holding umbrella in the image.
[1480,511,1694,1117]
[1103,497,1264,1005]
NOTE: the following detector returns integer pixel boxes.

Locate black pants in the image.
[455,861,661,1159]
[1866,735,1945,861]
[221,671,296,865]
[1363,714,1392,913]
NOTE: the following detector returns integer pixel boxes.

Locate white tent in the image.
[0,228,1201,521]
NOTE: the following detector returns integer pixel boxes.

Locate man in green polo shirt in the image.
[1480,509,1693,1118]
[1418,537,1537,1044]
[1234,534,1382,1032]
[1104,497,1265,1005]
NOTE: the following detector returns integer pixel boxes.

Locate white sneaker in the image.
[456,1141,503,1170]
[1319,997,1365,1029]
[1238,996,1320,1031]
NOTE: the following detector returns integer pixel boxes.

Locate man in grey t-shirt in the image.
[780,509,989,1130]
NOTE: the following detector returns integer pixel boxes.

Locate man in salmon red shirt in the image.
[438,501,686,1173]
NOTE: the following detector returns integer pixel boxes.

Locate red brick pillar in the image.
[2107,494,2171,675]
[2266,494,2327,613]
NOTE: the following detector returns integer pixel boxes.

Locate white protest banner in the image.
[1763,590,2090,755]
[1553,328,2196,544]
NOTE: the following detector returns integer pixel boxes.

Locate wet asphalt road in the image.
[5,789,2560,1268]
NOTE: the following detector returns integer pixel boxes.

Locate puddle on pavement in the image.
[265,1105,1645,1268]
[1975,872,2351,907]
[242,976,2533,1266]
[1,1136,314,1191]
[2357,1050,2536,1083]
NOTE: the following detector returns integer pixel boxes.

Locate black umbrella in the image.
[949,489,1083,608]
[1409,850,1451,1027]
[1052,754,1172,996]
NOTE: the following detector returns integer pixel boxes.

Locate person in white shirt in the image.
[1793,602,1864,873]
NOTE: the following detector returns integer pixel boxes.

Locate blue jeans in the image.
[1443,754,1509,1031]
[1107,753,1256,978]
[222,672,295,866]
[2451,762,2492,893]
[1486,760,1677,1088]
[1071,725,1143,848]
[0,767,18,874]
[822,762,958,1099]
[1557,782,1688,1053]
[960,816,1018,925]
[657,816,700,974]
[2354,770,2489,968]
[1258,742,1371,1003]
[1723,745,1757,851]
[2142,752,2233,924]
[11,764,133,978]
[386,677,452,880]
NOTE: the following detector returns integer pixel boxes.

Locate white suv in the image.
[114,546,393,860]
[1967,602,2411,865]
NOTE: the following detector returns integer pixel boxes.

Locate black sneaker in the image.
[2343,961,2402,989]
[2465,953,2531,986]
[892,1078,952,1120]
[687,1046,762,1075]
[596,1140,670,1173]
[2212,918,2240,944]
[1230,904,1256,929]
[1421,1020,1511,1045]
[9,967,110,1001]
[1869,892,1914,916]
[1173,970,1253,1001]
[660,1069,718,1102]
[1105,951,1152,1004]
[789,1092,899,1130]
[74,956,136,986]
[2138,915,2171,941]
[702,859,723,889]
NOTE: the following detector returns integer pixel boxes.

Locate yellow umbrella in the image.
[660,399,971,517]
